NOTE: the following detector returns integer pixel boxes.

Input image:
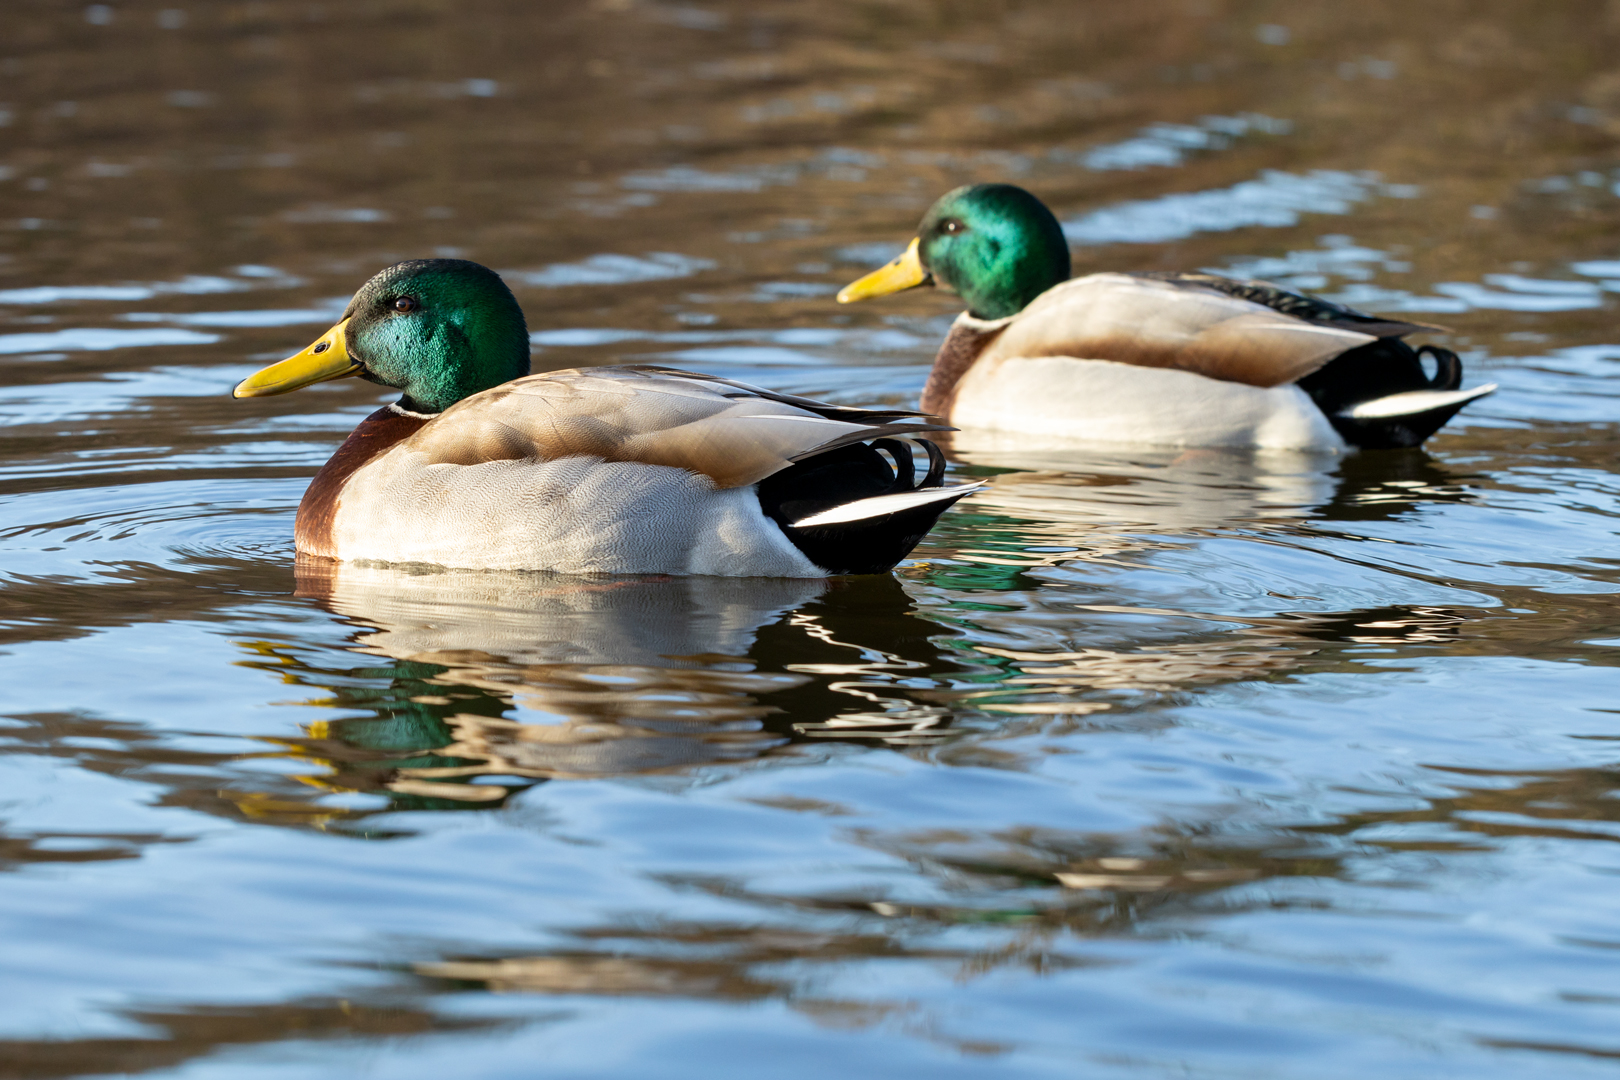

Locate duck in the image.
[233,259,980,576]
[837,183,1496,451]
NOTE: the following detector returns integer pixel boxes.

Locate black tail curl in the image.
[757,436,966,575]
[1297,339,1470,450]
[868,437,948,490]
[1418,344,1462,392]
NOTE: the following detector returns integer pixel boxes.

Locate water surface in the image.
[5,2,1620,1077]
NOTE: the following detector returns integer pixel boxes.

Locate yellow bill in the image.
[837,237,928,303]
[232,319,361,398]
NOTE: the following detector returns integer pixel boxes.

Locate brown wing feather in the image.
[398,366,947,489]
[981,273,1379,388]
[621,365,931,423]
[1136,271,1449,337]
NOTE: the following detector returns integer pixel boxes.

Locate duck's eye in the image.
[941,218,965,234]
[392,296,418,313]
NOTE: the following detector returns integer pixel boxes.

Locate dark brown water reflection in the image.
[5,2,1620,1077]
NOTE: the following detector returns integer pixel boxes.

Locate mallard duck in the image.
[838,183,1495,450]
[233,259,979,576]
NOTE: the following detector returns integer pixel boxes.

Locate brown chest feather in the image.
[920,320,1004,416]
[294,406,429,558]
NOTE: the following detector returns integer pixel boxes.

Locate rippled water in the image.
[5,2,1620,1076]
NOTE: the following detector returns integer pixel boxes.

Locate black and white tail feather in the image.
[1149,273,1498,449]
[745,411,980,574]
[610,367,980,574]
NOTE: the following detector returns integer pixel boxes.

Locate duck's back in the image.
[984,274,1378,387]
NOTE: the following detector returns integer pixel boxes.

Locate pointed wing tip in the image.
[789,481,985,528]
[1337,383,1498,420]
[1348,318,1453,338]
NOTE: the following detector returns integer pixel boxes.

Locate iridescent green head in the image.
[838,184,1071,320]
[233,259,530,413]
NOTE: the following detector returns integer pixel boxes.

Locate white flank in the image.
[950,356,1349,450]
[331,452,826,577]
[1339,383,1498,420]
[791,483,985,528]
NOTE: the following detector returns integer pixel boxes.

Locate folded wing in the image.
[981,273,1380,388]
[401,365,948,488]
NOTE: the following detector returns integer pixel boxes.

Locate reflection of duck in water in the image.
[925,444,1479,584]
[1316,448,1482,523]
[289,564,958,802]
[306,563,824,670]
[233,259,978,575]
[300,566,823,793]
[839,184,1494,450]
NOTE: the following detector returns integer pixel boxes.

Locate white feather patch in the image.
[330,451,824,576]
[790,483,985,528]
[1338,384,1498,420]
[950,355,1348,450]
